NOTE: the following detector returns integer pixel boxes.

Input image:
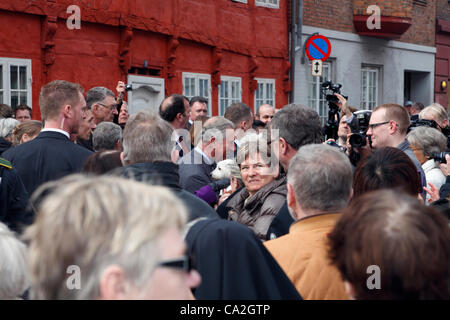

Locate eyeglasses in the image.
[368,121,390,130]
[157,255,195,273]
[97,103,117,111]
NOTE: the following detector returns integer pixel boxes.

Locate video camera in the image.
[409,118,438,131]
[348,110,372,148]
[321,81,348,105]
[321,81,348,140]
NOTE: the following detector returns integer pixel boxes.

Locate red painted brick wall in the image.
[0,0,290,117]
[436,0,450,107]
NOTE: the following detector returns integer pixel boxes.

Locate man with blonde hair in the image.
[2,80,92,195]
[25,175,201,300]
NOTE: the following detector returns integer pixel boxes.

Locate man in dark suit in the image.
[179,116,235,194]
[187,96,208,130]
[3,80,92,196]
[159,94,190,162]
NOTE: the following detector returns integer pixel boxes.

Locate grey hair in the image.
[24,175,187,300]
[122,111,174,164]
[0,118,19,138]
[92,122,123,151]
[288,144,353,214]
[202,117,235,143]
[419,103,448,126]
[407,127,447,158]
[0,223,30,299]
[270,104,324,150]
[85,87,115,109]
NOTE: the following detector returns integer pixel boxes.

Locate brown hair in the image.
[374,103,410,134]
[14,104,32,118]
[353,147,421,199]
[0,104,13,118]
[39,80,84,121]
[329,190,450,299]
[11,120,42,146]
[82,150,123,175]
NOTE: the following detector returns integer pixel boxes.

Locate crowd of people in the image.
[0,79,449,300]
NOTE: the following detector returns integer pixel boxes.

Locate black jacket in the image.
[0,137,12,156]
[178,148,215,193]
[0,158,32,234]
[2,131,92,196]
[118,162,218,222]
[266,201,294,240]
[185,218,302,300]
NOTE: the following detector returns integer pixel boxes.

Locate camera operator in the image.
[418,103,450,151]
[326,93,372,167]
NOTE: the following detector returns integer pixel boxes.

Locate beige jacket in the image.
[265,213,349,300]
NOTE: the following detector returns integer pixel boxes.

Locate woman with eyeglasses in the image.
[407,126,447,204]
[225,134,285,241]
[24,175,201,300]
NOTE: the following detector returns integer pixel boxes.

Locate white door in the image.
[126,75,165,115]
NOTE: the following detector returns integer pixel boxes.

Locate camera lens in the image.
[349,133,366,148]
[432,152,449,163]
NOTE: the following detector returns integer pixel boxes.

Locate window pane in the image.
[184,77,191,97]
[199,79,204,97]
[224,81,228,100]
[11,91,19,109]
[20,91,27,104]
[0,65,3,89]
[19,66,27,90]
[190,78,196,97]
[0,91,3,104]
[268,83,274,100]
[10,65,18,90]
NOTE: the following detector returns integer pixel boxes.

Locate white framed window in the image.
[182,72,212,115]
[255,0,279,9]
[218,76,242,116]
[254,78,275,113]
[361,66,380,110]
[232,0,247,3]
[308,61,332,125]
[0,58,32,109]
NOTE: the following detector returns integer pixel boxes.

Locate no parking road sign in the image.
[305,35,332,61]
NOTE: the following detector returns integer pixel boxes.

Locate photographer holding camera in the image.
[325,92,373,167]
[418,103,450,151]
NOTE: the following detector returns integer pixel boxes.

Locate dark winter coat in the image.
[226,175,287,240]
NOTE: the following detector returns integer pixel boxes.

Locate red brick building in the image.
[0,0,290,118]
[436,0,450,108]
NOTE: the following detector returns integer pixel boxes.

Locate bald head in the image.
[159,94,188,130]
[256,104,275,124]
